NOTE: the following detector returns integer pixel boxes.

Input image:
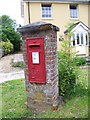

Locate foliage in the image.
[0,32,8,41]
[1,28,22,51]
[0,15,21,52]
[58,40,77,98]
[37,68,88,118]
[0,15,16,29]
[12,61,24,69]
[73,57,86,66]
[58,22,78,99]
[0,40,13,55]
[65,21,75,39]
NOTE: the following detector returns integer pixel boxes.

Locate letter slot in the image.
[28,44,40,47]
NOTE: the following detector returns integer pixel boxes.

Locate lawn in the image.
[0,67,89,119]
[0,79,33,119]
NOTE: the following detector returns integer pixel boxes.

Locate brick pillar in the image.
[18,21,60,112]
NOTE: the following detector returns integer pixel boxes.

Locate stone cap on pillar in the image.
[17,21,59,33]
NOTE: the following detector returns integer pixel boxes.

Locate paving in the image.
[0,54,25,84]
[13,54,24,63]
[0,70,24,84]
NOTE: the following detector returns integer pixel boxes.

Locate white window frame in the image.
[41,4,52,18]
[71,34,75,46]
[70,4,78,18]
[71,32,89,46]
[21,0,24,18]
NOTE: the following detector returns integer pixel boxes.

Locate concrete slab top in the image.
[17,21,59,33]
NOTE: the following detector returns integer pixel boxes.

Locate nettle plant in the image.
[58,22,78,99]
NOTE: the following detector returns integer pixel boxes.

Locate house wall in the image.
[88,4,90,28]
[86,46,89,56]
[23,2,89,55]
[79,4,88,27]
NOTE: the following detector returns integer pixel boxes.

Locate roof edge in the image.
[64,21,90,34]
[17,21,59,33]
[23,0,90,4]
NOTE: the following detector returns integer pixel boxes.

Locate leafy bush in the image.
[1,40,13,55]
[0,31,8,41]
[12,61,24,68]
[58,40,77,99]
[73,57,86,66]
[2,28,22,52]
[0,15,22,52]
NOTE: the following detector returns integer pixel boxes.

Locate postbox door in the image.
[26,38,46,83]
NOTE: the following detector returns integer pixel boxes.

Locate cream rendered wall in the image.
[24,3,70,51]
[24,2,89,53]
[86,46,89,56]
[79,4,88,26]
[30,3,41,22]
[88,4,90,28]
[24,3,29,24]
[24,2,89,33]
[52,3,70,51]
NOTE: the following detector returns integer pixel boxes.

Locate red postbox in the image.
[26,37,46,83]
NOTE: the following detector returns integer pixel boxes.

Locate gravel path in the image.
[0,54,25,84]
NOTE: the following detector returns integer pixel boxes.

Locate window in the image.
[21,0,24,18]
[73,40,75,46]
[72,34,75,46]
[42,4,52,18]
[77,33,79,44]
[70,4,78,18]
[75,33,89,45]
[81,33,83,44]
[85,34,88,45]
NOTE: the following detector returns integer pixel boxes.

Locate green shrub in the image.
[1,40,13,55]
[0,15,22,52]
[2,28,22,52]
[8,30,22,52]
[73,57,86,66]
[12,61,24,68]
[58,40,77,99]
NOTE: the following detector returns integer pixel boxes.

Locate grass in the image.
[1,79,33,119]
[0,67,89,119]
[36,67,88,118]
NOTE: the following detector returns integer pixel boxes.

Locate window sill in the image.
[85,45,89,47]
[41,17,53,20]
[70,18,79,20]
[75,45,89,47]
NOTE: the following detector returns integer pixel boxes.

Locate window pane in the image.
[42,4,51,7]
[70,4,78,18]
[73,41,75,46]
[42,4,52,18]
[77,34,79,44]
[70,5,77,9]
[72,34,75,46]
[86,34,88,45]
[81,33,83,44]
[21,1,24,17]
